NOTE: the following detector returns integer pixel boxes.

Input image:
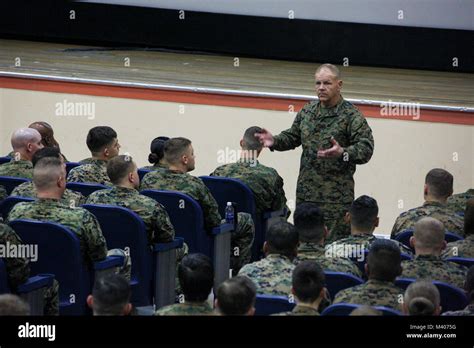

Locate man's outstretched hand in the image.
[317,137,344,159]
[254,128,274,148]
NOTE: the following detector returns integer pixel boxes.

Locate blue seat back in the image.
[0,176,30,195]
[0,258,11,293]
[140,190,212,257]
[395,229,463,249]
[82,204,152,306]
[0,196,35,220]
[321,303,401,316]
[138,169,151,181]
[255,294,295,315]
[446,257,474,268]
[65,162,81,176]
[395,277,468,312]
[66,182,109,197]
[325,271,364,300]
[0,157,11,165]
[9,219,91,315]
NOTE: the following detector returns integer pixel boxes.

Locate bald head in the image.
[412,217,446,252]
[33,157,66,194]
[10,128,43,160]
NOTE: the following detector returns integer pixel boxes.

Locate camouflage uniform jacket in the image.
[140,162,168,172]
[442,235,474,259]
[67,159,112,186]
[274,304,320,316]
[0,160,33,179]
[79,157,94,164]
[140,169,221,230]
[7,198,108,265]
[86,186,175,244]
[333,279,403,311]
[0,223,29,289]
[11,181,86,206]
[325,234,413,257]
[447,189,474,213]
[238,254,294,297]
[294,242,363,278]
[155,301,214,316]
[271,98,374,204]
[400,254,468,289]
[442,304,474,316]
[211,159,287,214]
[391,201,465,238]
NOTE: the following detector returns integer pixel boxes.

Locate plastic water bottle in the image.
[225,202,235,224]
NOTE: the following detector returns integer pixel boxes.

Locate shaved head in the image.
[11,128,42,151]
[413,217,445,250]
[33,157,65,191]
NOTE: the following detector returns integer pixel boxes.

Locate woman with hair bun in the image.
[402,280,441,316]
[140,136,169,171]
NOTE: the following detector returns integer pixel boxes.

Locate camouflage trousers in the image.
[44,279,59,315]
[316,202,351,244]
[226,212,255,273]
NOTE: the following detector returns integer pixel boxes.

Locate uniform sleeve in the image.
[344,113,374,165]
[152,203,175,243]
[0,185,6,201]
[196,181,222,230]
[66,167,80,182]
[0,225,30,289]
[81,211,108,263]
[272,110,303,151]
[271,171,288,211]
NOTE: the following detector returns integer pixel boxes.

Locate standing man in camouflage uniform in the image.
[255,64,374,243]
[0,128,44,179]
[11,147,85,206]
[443,199,474,258]
[140,137,254,272]
[293,202,362,278]
[67,126,120,185]
[7,157,130,278]
[87,155,175,245]
[333,239,404,310]
[391,169,464,238]
[238,222,297,298]
[211,126,288,215]
[400,217,467,289]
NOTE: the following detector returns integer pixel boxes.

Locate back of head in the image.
[292,261,325,303]
[349,195,379,231]
[32,147,62,167]
[464,199,474,236]
[216,276,256,315]
[425,168,453,199]
[29,121,59,148]
[148,136,169,164]
[164,137,191,165]
[11,128,41,151]
[293,202,325,243]
[92,274,131,315]
[0,294,30,315]
[367,239,402,281]
[265,221,299,258]
[242,126,263,152]
[350,305,383,316]
[86,126,117,154]
[33,157,65,191]
[178,253,214,302]
[404,280,440,316]
[465,266,474,303]
[413,217,445,251]
[107,155,136,185]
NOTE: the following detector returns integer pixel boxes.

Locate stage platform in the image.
[0,39,473,124]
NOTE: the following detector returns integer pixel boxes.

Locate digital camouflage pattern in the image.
[7,198,108,265]
[319,202,352,243]
[442,304,474,316]
[210,159,288,215]
[79,157,94,164]
[325,234,413,258]
[447,189,474,213]
[333,279,403,311]
[442,236,474,258]
[391,201,465,238]
[273,305,320,316]
[294,242,363,278]
[0,223,59,315]
[238,254,294,297]
[400,254,468,289]
[67,159,112,186]
[0,160,33,179]
[11,181,86,206]
[140,169,254,270]
[86,186,175,244]
[0,185,6,201]
[155,301,214,316]
[139,162,168,171]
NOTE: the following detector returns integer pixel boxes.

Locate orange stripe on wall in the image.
[0,76,472,126]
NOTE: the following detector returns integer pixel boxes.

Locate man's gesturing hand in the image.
[317,137,344,159]
[254,128,274,148]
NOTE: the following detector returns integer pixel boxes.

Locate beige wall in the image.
[1,87,472,234]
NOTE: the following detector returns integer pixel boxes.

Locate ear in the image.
[182,154,188,165]
[323,226,329,239]
[409,236,415,249]
[239,139,244,148]
[344,212,350,224]
[214,299,220,312]
[319,288,326,301]
[86,295,93,309]
[337,79,343,90]
[423,184,429,196]
[247,306,256,316]
[263,241,268,255]
[364,263,369,277]
[374,217,379,228]
[123,303,133,316]
[402,302,408,315]
[441,240,447,251]
[290,287,295,295]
